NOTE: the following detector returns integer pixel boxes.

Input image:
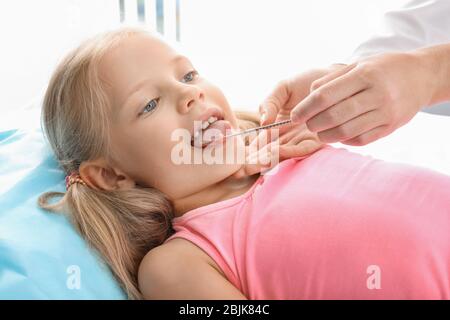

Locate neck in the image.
[172,173,260,218]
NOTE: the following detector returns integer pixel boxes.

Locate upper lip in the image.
[196,106,224,124]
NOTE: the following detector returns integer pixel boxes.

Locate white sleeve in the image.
[347,0,450,63]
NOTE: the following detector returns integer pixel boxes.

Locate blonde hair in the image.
[38,27,259,299]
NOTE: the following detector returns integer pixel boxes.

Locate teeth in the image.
[208,116,218,124]
[193,116,220,142]
[201,116,218,130]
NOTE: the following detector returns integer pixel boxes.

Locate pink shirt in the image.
[164,145,450,299]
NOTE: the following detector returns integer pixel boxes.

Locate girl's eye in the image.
[141,98,159,116]
[182,70,199,83]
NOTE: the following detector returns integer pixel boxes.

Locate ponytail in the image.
[38,183,174,299]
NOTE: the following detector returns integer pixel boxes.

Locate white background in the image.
[0,0,449,176]
[181,0,409,110]
[0,0,410,129]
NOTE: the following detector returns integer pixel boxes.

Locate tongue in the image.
[203,120,231,138]
[192,120,232,148]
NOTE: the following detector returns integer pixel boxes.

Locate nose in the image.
[177,84,204,113]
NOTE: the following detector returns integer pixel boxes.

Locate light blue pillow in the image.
[0,123,126,299]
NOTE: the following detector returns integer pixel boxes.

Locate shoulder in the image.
[140,238,224,275]
[138,238,247,300]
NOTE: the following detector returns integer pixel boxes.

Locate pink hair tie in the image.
[65,171,87,190]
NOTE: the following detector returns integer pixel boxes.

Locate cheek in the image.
[142,127,189,177]
[113,125,178,183]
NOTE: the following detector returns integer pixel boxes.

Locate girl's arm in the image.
[138,244,247,300]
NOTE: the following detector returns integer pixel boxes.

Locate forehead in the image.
[99,33,176,82]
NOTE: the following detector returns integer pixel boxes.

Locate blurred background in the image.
[4,0,446,131]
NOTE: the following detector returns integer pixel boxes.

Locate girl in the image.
[38,27,450,300]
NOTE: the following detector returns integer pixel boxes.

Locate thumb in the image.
[259,80,290,125]
[259,101,278,126]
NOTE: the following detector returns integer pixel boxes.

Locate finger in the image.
[232,164,257,179]
[278,126,303,145]
[241,143,280,176]
[248,129,269,155]
[239,161,272,177]
[317,110,386,143]
[248,127,281,155]
[279,139,324,161]
[341,125,390,146]
[247,139,278,162]
[269,113,297,136]
[247,142,280,166]
[260,80,290,125]
[249,124,316,160]
[305,90,375,133]
[284,131,316,146]
[290,67,369,124]
[310,63,356,92]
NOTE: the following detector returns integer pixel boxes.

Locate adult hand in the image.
[259,66,346,128]
[284,52,437,146]
[231,67,344,179]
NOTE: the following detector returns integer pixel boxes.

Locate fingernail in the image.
[260,112,267,124]
[260,103,267,113]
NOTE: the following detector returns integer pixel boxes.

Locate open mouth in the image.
[191,114,232,148]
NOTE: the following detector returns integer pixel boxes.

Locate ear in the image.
[79,158,136,191]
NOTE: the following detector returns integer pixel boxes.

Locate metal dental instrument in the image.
[203,119,293,145]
